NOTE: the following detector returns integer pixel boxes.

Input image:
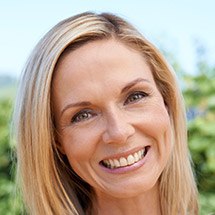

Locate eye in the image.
[124,91,148,105]
[71,109,96,124]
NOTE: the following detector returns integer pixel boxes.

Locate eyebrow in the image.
[121,78,150,94]
[60,77,150,117]
[61,101,92,117]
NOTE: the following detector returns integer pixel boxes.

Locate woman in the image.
[13,12,199,214]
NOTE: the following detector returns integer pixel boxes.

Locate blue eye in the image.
[124,91,148,105]
[71,109,95,123]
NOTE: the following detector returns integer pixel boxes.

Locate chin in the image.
[94,176,160,199]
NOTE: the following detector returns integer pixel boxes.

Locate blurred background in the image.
[0,0,215,214]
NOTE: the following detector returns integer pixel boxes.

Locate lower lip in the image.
[100,147,150,174]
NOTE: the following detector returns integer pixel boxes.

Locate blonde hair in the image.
[12,12,198,214]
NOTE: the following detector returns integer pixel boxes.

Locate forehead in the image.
[53,39,154,87]
[52,39,157,106]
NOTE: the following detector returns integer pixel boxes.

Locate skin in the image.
[52,39,172,215]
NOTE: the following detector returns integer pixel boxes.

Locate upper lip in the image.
[100,146,150,161]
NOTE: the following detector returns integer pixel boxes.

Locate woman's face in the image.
[52,39,172,199]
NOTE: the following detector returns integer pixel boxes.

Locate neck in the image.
[91,184,161,215]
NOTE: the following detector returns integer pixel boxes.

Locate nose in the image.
[102,108,135,144]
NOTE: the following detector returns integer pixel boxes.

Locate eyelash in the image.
[71,109,96,124]
[71,91,149,124]
[124,91,149,105]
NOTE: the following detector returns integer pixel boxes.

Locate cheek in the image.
[135,105,173,155]
[151,108,172,148]
[60,127,100,164]
[148,108,173,162]
[136,105,171,137]
[60,128,103,185]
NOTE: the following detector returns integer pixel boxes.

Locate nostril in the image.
[102,126,134,144]
[102,128,129,144]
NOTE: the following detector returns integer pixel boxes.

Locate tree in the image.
[0,98,21,214]
[182,44,215,214]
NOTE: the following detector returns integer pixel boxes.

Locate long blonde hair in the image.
[12,12,198,214]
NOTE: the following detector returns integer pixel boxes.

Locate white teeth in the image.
[109,159,114,167]
[138,150,142,159]
[113,159,120,168]
[127,154,135,165]
[102,148,147,169]
[119,157,127,167]
[134,152,139,162]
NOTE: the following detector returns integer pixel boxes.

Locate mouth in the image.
[100,146,150,170]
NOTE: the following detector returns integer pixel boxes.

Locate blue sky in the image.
[0,0,215,77]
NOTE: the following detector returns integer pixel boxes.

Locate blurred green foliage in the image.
[0,47,214,214]
[183,44,215,195]
[183,53,215,214]
[184,71,215,191]
[0,98,22,214]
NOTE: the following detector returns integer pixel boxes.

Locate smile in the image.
[100,146,149,169]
